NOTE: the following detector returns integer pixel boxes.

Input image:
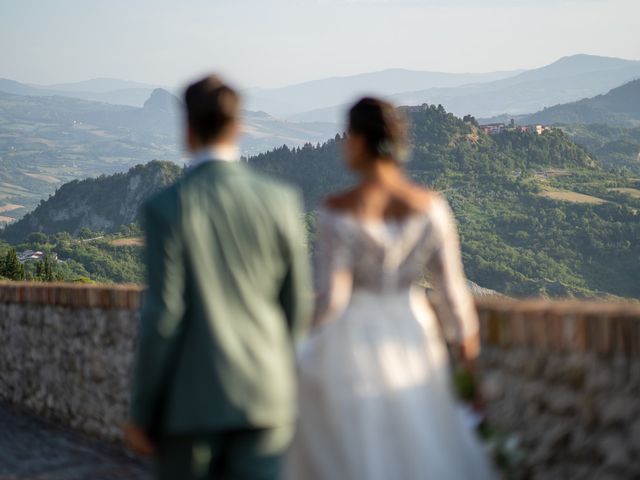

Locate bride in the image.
[287,98,496,479]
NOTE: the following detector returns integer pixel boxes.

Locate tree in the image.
[43,255,55,282]
[79,227,95,240]
[1,249,25,281]
[463,114,479,126]
[27,232,49,245]
[35,255,61,282]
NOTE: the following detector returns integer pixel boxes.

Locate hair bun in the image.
[348,97,408,163]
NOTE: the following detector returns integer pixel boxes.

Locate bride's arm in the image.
[427,197,480,362]
[313,211,353,327]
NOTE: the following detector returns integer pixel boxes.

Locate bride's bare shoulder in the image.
[322,188,361,214]
[322,183,443,218]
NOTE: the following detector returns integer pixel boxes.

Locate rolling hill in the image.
[516,79,640,127]
[6,104,639,298]
[0,89,182,218]
[291,55,640,123]
[0,161,182,242]
[250,106,640,299]
[560,124,640,172]
[479,79,640,172]
[0,88,339,220]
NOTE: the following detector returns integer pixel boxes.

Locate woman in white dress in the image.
[287,98,497,480]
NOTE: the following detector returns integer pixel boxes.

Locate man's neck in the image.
[191,143,240,166]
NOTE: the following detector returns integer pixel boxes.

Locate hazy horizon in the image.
[2,0,639,90]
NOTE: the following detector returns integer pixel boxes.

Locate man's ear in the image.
[186,123,198,151]
[231,119,243,139]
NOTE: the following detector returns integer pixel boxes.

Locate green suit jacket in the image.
[130,160,312,435]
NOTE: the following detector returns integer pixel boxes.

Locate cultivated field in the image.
[24,173,61,184]
[110,237,144,247]
[609,187,640,199]
[0,203,24,213]
[539,189,607,204]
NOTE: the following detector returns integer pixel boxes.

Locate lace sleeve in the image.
[427,197,479,345]
[313,209,354,325]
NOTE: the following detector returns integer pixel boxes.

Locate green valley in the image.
[2,104,638,299]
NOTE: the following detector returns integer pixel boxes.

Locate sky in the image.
[1,0,639,90]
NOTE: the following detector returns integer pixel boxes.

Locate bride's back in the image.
[324,176,436,222]
[320,180,447,293]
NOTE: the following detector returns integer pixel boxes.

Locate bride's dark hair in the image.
[348,97,408,162]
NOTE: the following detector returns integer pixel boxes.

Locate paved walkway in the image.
[0,402,151,480]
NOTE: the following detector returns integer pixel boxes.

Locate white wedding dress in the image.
[286,196,497,480]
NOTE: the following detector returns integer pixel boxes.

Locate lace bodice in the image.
[314,195,478,344]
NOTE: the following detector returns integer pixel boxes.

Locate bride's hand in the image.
[459,333,481,367]
[454,334,485,412]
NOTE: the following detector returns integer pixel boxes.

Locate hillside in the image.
[0,161,183,242]
[517,79,640,127]
[0,89,182,217]
[252,105,640,299]
[4,104,639,299]
[560,124,640,172]
[253,105,596,208]
[0,88,339,219]
[478,80,640,173]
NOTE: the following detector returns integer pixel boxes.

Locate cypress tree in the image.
[2,249,25,281]
[43,255,54,282]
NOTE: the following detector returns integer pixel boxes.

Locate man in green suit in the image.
[125,75,312,480]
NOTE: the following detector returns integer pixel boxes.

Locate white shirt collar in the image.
[191,145,241,167]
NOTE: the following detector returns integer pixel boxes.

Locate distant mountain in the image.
[57,87,340,155]
[290,55,640,123]
[43,77,161,93]
[0,161,183,242]
[0,88,339,218]
[246,68,522,118]
[0,77,166,107]
[392,55,640,118]
[144,88,177,111]
[0,78,61,97]
[515,79,640,127]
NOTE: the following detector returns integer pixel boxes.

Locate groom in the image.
[125,75,312,479]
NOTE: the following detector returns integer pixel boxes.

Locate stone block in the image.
[600,395,638,427]
[598,434,630,469]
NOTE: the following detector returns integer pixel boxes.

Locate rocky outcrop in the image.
[0,160,183,242]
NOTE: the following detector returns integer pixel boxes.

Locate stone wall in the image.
[0,282,141,441]
[477,298,640,479]
[1,282,640,478]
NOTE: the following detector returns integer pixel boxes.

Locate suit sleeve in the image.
[130,199,186,430]
[278,191,313,343]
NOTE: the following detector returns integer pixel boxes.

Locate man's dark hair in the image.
[184,75,240,143]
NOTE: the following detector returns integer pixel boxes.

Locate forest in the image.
[251,105,640,298]
[2,104,638,299]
